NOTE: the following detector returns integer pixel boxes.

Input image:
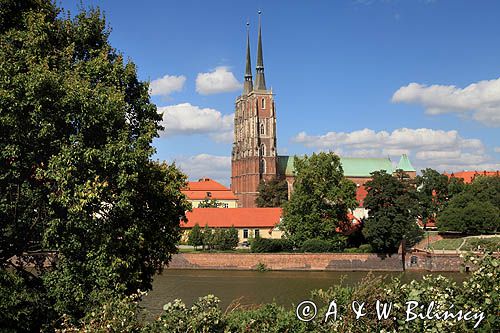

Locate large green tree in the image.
[415,168,450,228]
[362,171,423,253]
[437,176,499,234]
[0,0,190,328]
[281,152,357,246]
[255,178,289,207]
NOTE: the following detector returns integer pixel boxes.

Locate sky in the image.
[59,0,500,185]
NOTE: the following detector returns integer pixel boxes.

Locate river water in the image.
[141,269,466,318]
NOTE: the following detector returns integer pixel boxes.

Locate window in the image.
[262,98,265,108]
[254,229,260,238]
[260,144,265,156]
[260,123,265,135]
[206,192,212,197]
[259,159,266,173]
[243,229,249,238]
[221,203,229,208]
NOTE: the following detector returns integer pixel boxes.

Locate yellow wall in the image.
[181,227,283,244]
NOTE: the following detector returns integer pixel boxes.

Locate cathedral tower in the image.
[231,14,278,207]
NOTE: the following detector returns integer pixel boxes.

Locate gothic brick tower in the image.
[231,16,278,207]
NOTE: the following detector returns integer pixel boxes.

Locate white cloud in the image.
[392,78,500,126]
[292,128,499,172]
[149,74,186,97]
[174,154,231,186]
[157,103,233,143]
[195,67,242,95]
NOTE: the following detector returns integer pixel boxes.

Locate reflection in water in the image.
[142,269,466,318]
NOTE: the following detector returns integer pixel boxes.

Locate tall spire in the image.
[254,11,267,91]
[243,22,253,94]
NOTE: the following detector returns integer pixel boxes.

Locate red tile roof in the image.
[444,170,499,184]
[182,208,282,228]
[182,178,237,201]
[356,186,368,207]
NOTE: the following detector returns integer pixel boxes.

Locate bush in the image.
[300,238,332,252]
[358,244,373,253]
[251,238,294,253]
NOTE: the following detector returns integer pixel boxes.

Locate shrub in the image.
[251,238,294,253]
[300,238,332,252]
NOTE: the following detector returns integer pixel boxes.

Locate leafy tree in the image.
[188,224,203,250]
[437,176,500,234]
[255,178,289,207]
[202,225,213,250]
[0,0,190,327]
[198,198,221,208]
[447,176,466,198]
[225,226,239,250]
[362,171,423,253]
[415,168,450,228]
[281,152,357,246]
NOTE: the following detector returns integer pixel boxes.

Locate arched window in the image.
[260,144,266,156]
[262,98,265,108]
[260,159,266,173]
[260,123,265,135]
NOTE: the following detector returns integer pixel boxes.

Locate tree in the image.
[281,152,357,246]
[202,225,213,250]
[362,171,423,253]
[188,224,203,250]
[224,226,239,250]
[255,178,289,207]
[198,197,221,208]
[437,176,500,234]
[0,1,190,327]
[415,168,450,228]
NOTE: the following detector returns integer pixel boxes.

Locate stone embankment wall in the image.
[168,251,467,272]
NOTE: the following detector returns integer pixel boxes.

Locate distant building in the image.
[444,170,500,184]
[182,178,238,208]
[181,207,283,243]
[230,15,416,209]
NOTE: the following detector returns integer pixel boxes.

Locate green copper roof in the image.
[277,155,394,177]
[340,157,393,177]
[396,154,416,172]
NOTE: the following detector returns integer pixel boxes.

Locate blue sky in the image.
[60,0,500,184]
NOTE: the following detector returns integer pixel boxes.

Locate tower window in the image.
[260,123,265,135]
[260,144,265,156]
[262,98,265,108]
[259,159,266,173]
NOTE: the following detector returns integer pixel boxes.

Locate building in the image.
[230,16,416,208]
[182,178,238,208]
[181,207,283,243]
[444,170,500,184]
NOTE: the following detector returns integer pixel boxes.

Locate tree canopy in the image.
[255,178,289,207]
[0,1,190,329]
[281,152,357,246]
[362,171,423,253]
[437,176,499,234]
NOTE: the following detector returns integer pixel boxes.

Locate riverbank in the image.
[167,251,473,272]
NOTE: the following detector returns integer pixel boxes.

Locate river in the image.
[141,269,466,318]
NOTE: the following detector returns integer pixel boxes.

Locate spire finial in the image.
[254,10,267,91]
[243,21,253,94]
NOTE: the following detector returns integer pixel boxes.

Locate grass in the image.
[428,238,464,250]
[429,236,500,252]
[461,237,500,252]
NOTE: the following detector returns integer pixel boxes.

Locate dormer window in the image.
[206,192,212,197]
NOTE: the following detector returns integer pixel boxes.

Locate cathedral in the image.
[231,16,416,208]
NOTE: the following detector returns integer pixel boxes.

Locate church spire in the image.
[243,22,253,94]
[254,11,267,91]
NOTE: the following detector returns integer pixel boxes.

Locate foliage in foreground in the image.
[0,0,190,329]
[255,178,289,208]
[59,254,499,333]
